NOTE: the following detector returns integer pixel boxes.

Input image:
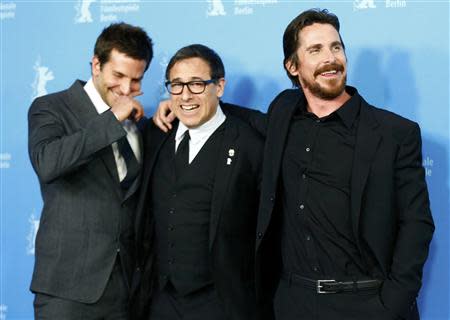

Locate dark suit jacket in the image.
[28,80,141,303]
[132,104,264,320]
[225,87,434,320]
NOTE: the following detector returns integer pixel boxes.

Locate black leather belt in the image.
[282,272,382,294]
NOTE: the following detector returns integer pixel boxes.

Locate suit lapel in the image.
[209,118,239,251]
[66,81,123,198]
[256,91,300,252]
[134,122,172,237]
[350,99,381,243]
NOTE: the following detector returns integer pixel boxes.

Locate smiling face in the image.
[91,48,147,107]
[286,23,347,100]
[168,57,225,129]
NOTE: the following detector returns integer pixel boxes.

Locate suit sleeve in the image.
[28,96,126,183]
[380,123,434,316]
[221,103,268,137]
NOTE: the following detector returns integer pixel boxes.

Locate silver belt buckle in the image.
[317,279,337,294]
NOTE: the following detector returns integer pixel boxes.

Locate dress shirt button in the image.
[306,235,311,241]
[302,174,306,179]
[169,208,175,214]
[299,204,305,210]
[316,119,321,123]
[313,266,320,272]
[168,259,174,265]
[168,225,174,231]
[257,232,264,239]
[270,196,275,202]
[172,193,177,198]
[305,147,311,152]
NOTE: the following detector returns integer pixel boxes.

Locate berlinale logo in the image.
[74,0,96,23]
[353,0,376,10]
[27,211,40,256]
[206,0,226,17]
[31,57,54,100]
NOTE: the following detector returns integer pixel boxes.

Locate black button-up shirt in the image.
[280,88,368,279]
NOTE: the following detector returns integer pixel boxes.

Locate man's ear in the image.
[285,59,299,77]
[91,56,101,77]
[216,78,226,98]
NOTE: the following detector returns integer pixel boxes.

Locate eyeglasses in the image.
[165,79,217,95]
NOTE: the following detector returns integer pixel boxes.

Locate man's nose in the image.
[119,79,132,96]
[181,85,193,100]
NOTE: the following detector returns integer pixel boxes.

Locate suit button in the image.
[270,196,275,202]
[168,225,174,231]
[257,232,263,239]
[136,267,141,271]
[169,208,175,214]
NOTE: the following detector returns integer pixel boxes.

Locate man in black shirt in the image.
[154,9,434,320]
[253,8,434,320]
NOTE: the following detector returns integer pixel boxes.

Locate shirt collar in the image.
[175,104,226,143]
[84,78,110,114]
[296,86,360,129]
[335,86,361,129]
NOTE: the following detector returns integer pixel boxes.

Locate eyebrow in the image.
[305,43,322,51]
[305,41,342,51]
[113,70,143,81]
[170,76,206,82]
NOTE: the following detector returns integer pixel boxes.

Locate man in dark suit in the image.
[133,44,263,320]
[28,23,153,319]
[250,9,434,320]
[154,9,434,320]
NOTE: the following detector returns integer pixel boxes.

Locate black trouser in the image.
[148,283,227,320]
[274,277,418,320]
[34,259,129,320]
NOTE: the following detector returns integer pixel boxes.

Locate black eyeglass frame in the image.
[164,79,218,95]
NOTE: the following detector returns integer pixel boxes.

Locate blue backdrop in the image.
[1,1,448,319]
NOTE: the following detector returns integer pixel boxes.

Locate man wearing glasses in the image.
[133,44,263,320]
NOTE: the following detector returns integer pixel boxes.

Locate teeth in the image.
[321,70,337,75]
[181,105,198,111]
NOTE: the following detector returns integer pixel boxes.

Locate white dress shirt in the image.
[84,78,141,182]
[175,105,226,164]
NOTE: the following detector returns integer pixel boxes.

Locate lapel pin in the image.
[227,158,232,165]
[228,149,235,157]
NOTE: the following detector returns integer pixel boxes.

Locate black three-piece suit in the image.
[133,103,264,320]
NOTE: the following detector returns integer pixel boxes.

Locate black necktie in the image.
[117,136,140,189]
[175,130,190,178]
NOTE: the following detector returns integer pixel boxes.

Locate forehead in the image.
[169,57,211,79]
[104,49,147,74]
[298,23,341,48]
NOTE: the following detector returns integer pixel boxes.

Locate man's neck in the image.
[304,89,351,118]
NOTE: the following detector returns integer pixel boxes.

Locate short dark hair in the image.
[283,8,345,87]
[94,22,153,71]
[165,44,225,80]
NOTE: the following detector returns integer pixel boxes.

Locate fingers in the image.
[110,95,143,122]
[130,91,143,98]
[152,114,169,133]
[162,111,175,130]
